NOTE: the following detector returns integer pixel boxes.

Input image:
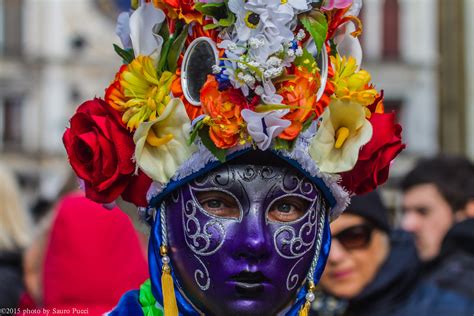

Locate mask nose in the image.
[233,206,271,262]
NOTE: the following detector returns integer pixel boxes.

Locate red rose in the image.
[340,112,405,195]
[63,98,151,205]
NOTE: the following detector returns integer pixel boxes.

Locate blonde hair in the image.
[0,163,32,250]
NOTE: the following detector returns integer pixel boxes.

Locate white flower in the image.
[241,109,291,150]
[212,65,222,74]
[134,99,197,183]
[116,11,132,49]
[309,99,373,173]
[255,85,264,95]
[295,47,303,56]
[228,0,294,60]
[261,80,283,104]
[249,37,265,49]
[296,29,306,41]
[129,2,166,60]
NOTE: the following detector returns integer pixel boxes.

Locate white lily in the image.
[134,99,197,183]
[241,109,291,150]
[309,99,372,173]
[116,11,132,49]
[129,2,165,60]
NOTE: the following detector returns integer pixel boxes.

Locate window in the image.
[383,0,400,59]
[0,0,22,57]
[0,0,4,55]
[1,95,24,150]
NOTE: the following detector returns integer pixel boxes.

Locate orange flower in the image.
[153,0,202,24]
[277,67,323,140]
[200,76,245,149]
[105,64,128,111]
[171,72,203,121]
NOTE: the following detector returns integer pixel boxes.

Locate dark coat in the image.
[311,230,474,316]
[423,218,474,299]
[0,250,24,309]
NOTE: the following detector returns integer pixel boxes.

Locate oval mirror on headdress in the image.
[304,40,328,102]
[181,37,219,106]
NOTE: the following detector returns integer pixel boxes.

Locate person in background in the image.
[0,163,32,311]
[312,191,473,316]
[400,155,474,298]
[18,192,148,316]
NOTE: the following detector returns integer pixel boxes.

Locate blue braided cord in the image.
[285,216,331,316]
[148,206,200,316]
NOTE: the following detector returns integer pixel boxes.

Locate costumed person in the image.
[62,0,405,314]
[312,191,474,316]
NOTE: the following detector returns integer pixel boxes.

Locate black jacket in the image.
[0,250,24,310]
[423,218,474,299]
[311,230,474,316]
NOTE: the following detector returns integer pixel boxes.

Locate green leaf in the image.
[113,44,135,64]
[301,112,317,132]
[167,24,189,73]
[188,119,205,145]
[294,48,317,72]
[301,10,328,55]
[203,12,236,30]
[195,2,226,17]
[158,20,170,42]
[196,0,235,30]
[198,126,227,162]
[157,38,172,74]
[273,138,296,151]
[254,104,293,112]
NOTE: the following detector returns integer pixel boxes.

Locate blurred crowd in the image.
[0,166,148,315]
[0,154,473,315]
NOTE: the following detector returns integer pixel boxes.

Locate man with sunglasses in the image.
[311,191,473,316]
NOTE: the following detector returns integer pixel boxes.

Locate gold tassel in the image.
[160,246,179,316]
[298,300,311,316]
[298,280,316,316]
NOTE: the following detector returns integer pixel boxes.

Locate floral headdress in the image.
[63,0,405,314]
[63,0,404,219]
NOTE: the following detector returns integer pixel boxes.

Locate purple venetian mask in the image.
[161,164,327,315]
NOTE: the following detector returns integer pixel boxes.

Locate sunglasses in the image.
[332,223,374,250]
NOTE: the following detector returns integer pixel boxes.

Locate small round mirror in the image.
[181,37,219,106]
[304,40,328,102]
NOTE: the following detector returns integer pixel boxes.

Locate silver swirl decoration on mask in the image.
[193,165,233,188]
[183,199,227,256]
[269,194,325,291]
[236,165,282,182]
[272,197,319,259]
[286,257,305,291]
[281,170,315,195]
[193,254,211,291]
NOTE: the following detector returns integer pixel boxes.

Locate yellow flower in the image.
[134,98,197,183]
[106,55,176,131]
[330,55,377,106]
[309,99,373,173]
